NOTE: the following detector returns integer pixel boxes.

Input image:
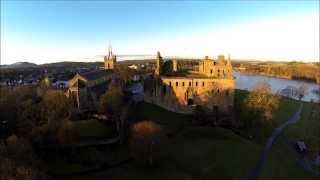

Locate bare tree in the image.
[99,83,124,134]
[297,84,309,101]
[244,81,280,121]
[129,121,163,166]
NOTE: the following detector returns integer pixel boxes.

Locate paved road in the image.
[249,102,303,180]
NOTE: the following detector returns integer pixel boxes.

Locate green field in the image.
[70,119,117,140]
[51,91,319,180]
[261,139,318,180]
[46,119,117,175]
[284,102,320,150]
[234,90,301,144]
[66,126,261,180]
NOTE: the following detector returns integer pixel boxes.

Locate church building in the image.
[66,47,118,111]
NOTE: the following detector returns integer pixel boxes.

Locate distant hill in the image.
[0,62,38,69]
[40,61,102,68]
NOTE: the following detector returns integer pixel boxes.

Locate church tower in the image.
[104,46,116,70]
[155,51,163,75]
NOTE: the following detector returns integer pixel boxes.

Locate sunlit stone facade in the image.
[145,52,235,114]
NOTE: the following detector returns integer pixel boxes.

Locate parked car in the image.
[296,141,307,153]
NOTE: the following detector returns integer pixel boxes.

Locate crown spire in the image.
[108,44,113,59]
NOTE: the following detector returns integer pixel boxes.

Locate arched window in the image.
[182,82,185,86]
[202,82,205,86]
[189,82,191,86]
[176,82,178,86]
[217,89,220,93]
[196,82,198,86]
[210,69,213,74]
[169,82,172,87]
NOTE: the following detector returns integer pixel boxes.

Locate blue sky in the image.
[1,1,319,64]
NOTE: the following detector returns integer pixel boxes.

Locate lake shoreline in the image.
[236,70,320,85]
[234,72,320,103]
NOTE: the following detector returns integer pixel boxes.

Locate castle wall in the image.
[145,52,235,115]
[144,77,235,114]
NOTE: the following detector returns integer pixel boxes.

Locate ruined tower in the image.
[155,51,163,75]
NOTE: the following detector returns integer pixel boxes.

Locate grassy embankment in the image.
[234,89,300,144]
[69,119,117,140]
[66,102,261,180]
[46,119,117,175]
[49,90,319,180]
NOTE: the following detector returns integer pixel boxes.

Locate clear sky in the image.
[1,0,319,64]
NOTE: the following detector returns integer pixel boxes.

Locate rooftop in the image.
[78,70,113,81]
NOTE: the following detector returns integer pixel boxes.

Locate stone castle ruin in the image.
[144,52,235,115]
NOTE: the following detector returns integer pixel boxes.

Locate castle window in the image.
[196,82,198,86]
[217,89,220,93]
[176,82,178,86]
[189,82,191,86]
[210,69,213,74]
[202,82,204,86]
[218,69,220,73]
[169,82,172,87]
[182,82,185,86]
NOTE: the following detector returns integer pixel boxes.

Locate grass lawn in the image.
[140,102,193,125]
[139,102,193,135]
[45,120,118,175]
[47,161,89,175]
[284,102,320,150]
[70,119,117,140]
[261,139,319,180]
[67,126,261,180]
[52,95,319,180]
[64,103,262,180]
[234,89,300,144]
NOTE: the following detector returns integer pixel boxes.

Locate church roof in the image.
[89,81,109,97]
[79,70,113,81]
